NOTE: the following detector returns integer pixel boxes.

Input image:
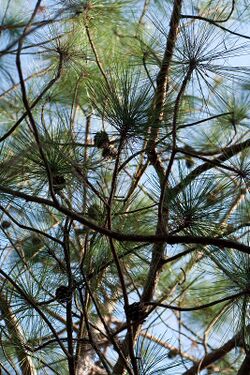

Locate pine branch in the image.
[146,290,247,312]
[0,268,68,356]
[0,184,249,253]
[140,331,198,363]
[171,138,250,198]
[180,14,250,40]
[0,292,37,375]
[182,329,244,375]
[0,55,63,143]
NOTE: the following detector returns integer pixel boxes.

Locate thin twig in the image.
[180,13,250,40]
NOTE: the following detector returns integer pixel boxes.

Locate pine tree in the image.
[0,0,249,374]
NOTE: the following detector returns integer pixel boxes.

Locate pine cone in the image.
[1,221,11,229]
[94,131,110,149]
[55,285,72,303]
[52,175,66,193]
[125,302,146,322]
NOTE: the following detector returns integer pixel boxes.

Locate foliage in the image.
[0,0,249,374]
